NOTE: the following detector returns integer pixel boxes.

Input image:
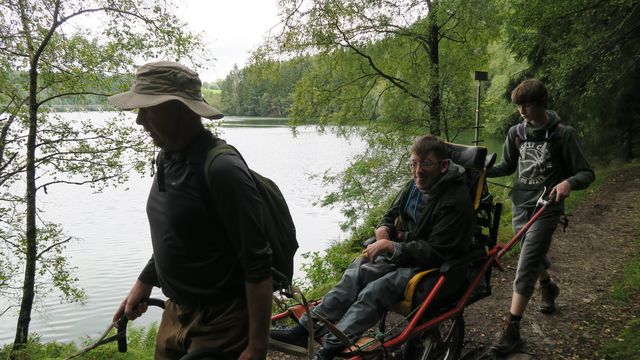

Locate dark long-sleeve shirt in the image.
[139,129,272,306]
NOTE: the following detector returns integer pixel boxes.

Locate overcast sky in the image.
[177,0,281,82]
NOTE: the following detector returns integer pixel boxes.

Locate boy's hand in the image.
[550,180,571,202]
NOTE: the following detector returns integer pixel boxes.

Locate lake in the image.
[0,113,366,345]
[0,112,504,346]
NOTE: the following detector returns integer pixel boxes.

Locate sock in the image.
[539,277,551,285]
[508,313,522,323]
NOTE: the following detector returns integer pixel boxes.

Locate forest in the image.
[1,0,639,358]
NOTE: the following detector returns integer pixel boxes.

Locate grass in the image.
[0,323,158,360]
[600,224,640,359]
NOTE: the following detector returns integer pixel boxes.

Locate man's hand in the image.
[238,342,268,360]
[550,180,571,203]
[112,280,153,324]
[374,226,391,241]
[363,239,395,261]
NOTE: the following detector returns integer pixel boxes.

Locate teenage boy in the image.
[487,79,594,355]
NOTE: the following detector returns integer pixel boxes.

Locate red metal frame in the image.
[271,201,550,359]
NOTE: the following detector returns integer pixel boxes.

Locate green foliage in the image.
[220,58,310,117]
[610,219,640,303]
[0,322,157,359]
[502,0,640,161]
[266,0,503,135]
[600,318,640,360]
[202,88,222,111]
[0,0,206,348]
[601,223,640,359]
[254,0,510,231]
[481,42,530,135]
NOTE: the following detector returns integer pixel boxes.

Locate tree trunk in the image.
[427,22,441,136]
[13,62,39,351]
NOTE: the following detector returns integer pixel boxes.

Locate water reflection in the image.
[0,113,364,345]
[218,116,291,127]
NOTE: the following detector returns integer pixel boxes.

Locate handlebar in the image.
[496,187,554,260]
[117,297,166,352]
[537,186,556,208]
[114,298,228,359]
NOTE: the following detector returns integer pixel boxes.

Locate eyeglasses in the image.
[407,160,437,170]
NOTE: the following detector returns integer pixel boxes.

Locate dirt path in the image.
[462,166,640,359]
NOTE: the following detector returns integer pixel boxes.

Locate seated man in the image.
[271,135,475,360]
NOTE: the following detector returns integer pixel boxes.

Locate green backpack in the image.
[204,144,299,291]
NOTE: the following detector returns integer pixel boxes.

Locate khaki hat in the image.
[109,61,224,120]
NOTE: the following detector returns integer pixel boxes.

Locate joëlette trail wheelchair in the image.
[269,143,553,360]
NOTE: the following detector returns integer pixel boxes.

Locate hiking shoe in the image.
[312,345,344,360]
[490,320,522,355]
[539,279,560,314]
[270,326,308,355]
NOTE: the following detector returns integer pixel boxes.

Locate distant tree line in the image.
[218,59,310,117]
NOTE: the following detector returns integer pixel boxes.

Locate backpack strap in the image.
[514,121,565,157]
[514,122,525,150]
[204,143,245,186]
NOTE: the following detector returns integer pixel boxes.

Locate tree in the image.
[259,0,502,229]
[502,0,640,160]
[219,59,310,117]
[265,0,501,135]
[0,0,204,351]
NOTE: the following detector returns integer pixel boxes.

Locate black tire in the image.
[403,315,465,360]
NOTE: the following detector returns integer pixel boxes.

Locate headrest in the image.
[446,142,493,170]
[485,153,497,169]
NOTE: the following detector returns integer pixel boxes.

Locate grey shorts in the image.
[511,201,563,298]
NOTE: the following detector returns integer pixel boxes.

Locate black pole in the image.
[473,71,488,146]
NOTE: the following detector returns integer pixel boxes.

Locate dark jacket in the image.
[378,161,475,269]
[139,129,272,306]
[487,111,595,208]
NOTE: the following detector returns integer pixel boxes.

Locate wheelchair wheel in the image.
[403,315,464,360]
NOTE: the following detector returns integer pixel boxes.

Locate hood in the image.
[421,159,466,198]
[523,110,561,138]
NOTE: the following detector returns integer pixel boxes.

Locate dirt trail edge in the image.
[463,166,640,360]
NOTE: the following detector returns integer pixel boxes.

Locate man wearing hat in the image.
[109,61,273,360]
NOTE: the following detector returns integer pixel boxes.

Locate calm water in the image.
[0,113,503,345]
[0,113,365,345]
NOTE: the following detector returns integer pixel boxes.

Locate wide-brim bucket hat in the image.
[109,61,224,120]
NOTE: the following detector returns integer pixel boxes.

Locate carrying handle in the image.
[496,187,554,260]
[117,298,166,353]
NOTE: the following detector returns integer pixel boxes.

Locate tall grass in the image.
[0,323,157,360]
[601,224,640,359]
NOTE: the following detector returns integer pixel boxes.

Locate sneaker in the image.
[490,319,522,355]
[312,345,344,360]
[539,279,560,314]
[270,325,309,355]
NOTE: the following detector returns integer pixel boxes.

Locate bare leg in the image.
[509,292,529,317]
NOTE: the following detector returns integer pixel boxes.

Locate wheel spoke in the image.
[417,316,464,360]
